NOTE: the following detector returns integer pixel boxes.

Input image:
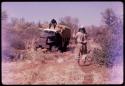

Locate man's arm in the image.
[74,33,78,44]
[83,34,87,43]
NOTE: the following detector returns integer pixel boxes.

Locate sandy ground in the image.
[2,41,123,85]
[2,51,122,85]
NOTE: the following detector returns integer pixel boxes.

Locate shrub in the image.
[2,17,41,61]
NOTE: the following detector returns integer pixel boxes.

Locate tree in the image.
[97,8,123,67]
[2,11,8,21]
[101,8,121,34]
[59,16,79,38]
[2,11,8,30]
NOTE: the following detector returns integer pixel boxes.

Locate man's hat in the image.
[79,25,86,33]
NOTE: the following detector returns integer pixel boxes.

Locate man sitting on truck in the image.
[49,19,57,29]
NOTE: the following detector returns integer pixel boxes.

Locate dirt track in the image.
[2,51,110,85]
[2,41,123,85]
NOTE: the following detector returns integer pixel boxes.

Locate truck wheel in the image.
[63,41,69,51]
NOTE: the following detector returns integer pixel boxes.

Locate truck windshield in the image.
[41,30,56,36]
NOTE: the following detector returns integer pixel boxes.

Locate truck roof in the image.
[38,24,70,33]
[43,28,58,32]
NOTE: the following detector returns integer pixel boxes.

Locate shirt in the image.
[75,32,87,43]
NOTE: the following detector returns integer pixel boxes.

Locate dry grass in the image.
[2,55,109,85]
[2,40,115,85]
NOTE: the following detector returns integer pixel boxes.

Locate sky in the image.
[2,2,123,26]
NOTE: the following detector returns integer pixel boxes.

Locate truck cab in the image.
[35,28,61,51]
[35,25,71,52]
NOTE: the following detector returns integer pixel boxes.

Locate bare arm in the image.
[83,34,87,43]
[74,33,78,44]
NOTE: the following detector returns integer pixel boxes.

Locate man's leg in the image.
[49,23,52,29]
[85,44,87,54]
[75,44,81,60]
[81,44,87,63]
[54,24,56,29]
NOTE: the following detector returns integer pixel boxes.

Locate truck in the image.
[35,24,71,52]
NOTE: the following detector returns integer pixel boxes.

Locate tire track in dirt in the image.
[2,40,108,84]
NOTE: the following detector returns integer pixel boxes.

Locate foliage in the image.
[92,8,123,67]
[59,16,79,38]
[2,10,123,64]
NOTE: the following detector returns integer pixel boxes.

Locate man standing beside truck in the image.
[75,26,87,62]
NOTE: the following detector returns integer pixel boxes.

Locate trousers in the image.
[75,43,87,59]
